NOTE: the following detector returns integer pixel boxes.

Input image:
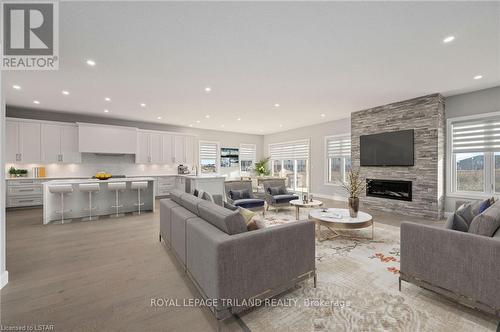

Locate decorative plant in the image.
[342,168,366,198]
[8,166,16,175]
[8,167,28,177]
[253,157,271,176]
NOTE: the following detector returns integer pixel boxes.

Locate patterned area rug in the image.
[243,207,499,331]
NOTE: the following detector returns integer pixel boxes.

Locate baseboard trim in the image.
[1,270,9,289]
[310,192,348,202]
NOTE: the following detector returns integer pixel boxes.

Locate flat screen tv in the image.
[360,129,414,166]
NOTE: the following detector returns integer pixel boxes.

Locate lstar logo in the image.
[1,1,59,70]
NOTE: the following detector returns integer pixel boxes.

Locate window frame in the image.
[239,143,256,175]
[198,140,220,174]
[268,139,310,192]
[324,134,351,186]
[447,111,500,199]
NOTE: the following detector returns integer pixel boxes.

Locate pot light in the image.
[157,116,162,120]
[279,124,283,128]
[86,59,96,66]
[104,97,111,102]
[237,118,241,121]
[12,85,21,90]
[274,103,280,108]
[196,120,201,123]
[220,124,225,128]
[443,36,455,43]
[140,103,146,107]
[473,75,483,80]
[205,115,210,119]
[204,87,212,92]
[62,90,69,95]
[33,100,40,104]
[320,113,326,117]
[189,124,193,127]
[104,109,109,113]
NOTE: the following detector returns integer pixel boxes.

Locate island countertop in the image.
[42,177,156,185]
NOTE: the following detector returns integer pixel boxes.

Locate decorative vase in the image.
[348,197,359,218]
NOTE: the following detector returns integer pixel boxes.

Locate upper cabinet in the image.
[78,123,137,154]
[174,135,186,163]
[6,119,42,163]
[41,123,81,163]
[136,130,163,164]
[136,130,194,165]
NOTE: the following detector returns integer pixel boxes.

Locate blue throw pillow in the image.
[478,199,491,214]
[230,189,251,200]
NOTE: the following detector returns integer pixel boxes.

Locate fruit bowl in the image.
[95,173,112,180]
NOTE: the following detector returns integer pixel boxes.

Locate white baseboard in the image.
[0,270,8,289]
[310,192,348,202]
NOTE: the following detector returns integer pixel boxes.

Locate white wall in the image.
[6,106,264,179]
[263,117,351,200]
[1,72,8,288]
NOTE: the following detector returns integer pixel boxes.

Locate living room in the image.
[0,1,499,331]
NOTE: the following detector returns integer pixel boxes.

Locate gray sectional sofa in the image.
[400,201,500,317]
[159,189,316,323]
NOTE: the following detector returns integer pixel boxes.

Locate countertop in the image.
[42,177,157,185]
[6,174,227,181]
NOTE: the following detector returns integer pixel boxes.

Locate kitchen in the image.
[5,117,226,224]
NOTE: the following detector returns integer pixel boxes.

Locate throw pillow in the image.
[444,213,469,232]
[201,191,215,204]
[469,201,500,236]
[478,199,491,214]
[193,189,199,197]
[238,207,256,225]
[268,186,282,195]
[230,189,251,200]
[455,203,476,228]
[246,215,267,231]
[278,186,287,195]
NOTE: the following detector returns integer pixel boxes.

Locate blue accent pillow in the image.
[230,189,250,200]
[478,199,491,214]
[268,186,287,195]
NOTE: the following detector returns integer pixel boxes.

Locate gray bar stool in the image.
[131,181,148,215]
[79,183,100,221]
[108,182,127,218]
[48,184,74,224]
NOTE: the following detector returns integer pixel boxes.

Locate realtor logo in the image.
[1,1,59,70]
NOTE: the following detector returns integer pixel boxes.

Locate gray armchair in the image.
[224,180,266,215]
[262,178,299,212]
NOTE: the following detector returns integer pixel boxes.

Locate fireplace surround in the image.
[366,179,412,201]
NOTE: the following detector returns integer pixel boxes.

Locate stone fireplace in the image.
[351,94,445,219]
[366,179,412,202]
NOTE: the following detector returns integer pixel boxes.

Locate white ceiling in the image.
[5,1,500,135]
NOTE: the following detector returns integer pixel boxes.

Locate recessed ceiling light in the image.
[189,124,193,127]
[104,109,109,113]
[196,120,200,123]
[104,97,111,102]
[237,118,241,121]
[279,124,283,128]
[320,113,326,117]
[140,103,146,107]
[157,116,162,120]
[443,36,455,43]
[12,85,21,90]
[473,75,483,80]
[204,87,212,92]
[274,103,280,108]
[62,90,69,95]
[86,59,96,66]
[33,100,40,104]
[220,124,225,128]
[205,115,210,119]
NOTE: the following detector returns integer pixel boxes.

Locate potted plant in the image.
[342,168,366,218]
[8,166,17,178]
[253,157,271,176]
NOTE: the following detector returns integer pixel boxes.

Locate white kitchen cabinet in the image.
[174,135,186,163]
[41,123,81,163]
[161,134,174,164]
[185,136,196,165]
[175,176,186,192]
[6,119,41,163]
[136,131,163,164]
[78,123,137,154]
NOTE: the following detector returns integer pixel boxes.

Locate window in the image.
[269,139,310,192]
[240,143,256,174]
[325,135,351,184]
[199,141,219,174]
[449,114,500,196]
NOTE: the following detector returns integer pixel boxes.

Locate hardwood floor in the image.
[1,199,442,332]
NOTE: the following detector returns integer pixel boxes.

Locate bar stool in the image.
[108,182,127,218]
[131,181,148,215]
[48,184,74,224]
[79,183,100,221]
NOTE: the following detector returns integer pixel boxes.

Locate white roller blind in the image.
[327,135,351,157]
[269,139,310,160]
[452,117,500,153]
[199,141,218,160]
[240,144,256,161]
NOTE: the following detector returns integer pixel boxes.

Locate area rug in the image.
[243,207,499,332]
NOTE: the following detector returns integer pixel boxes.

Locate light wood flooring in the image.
[1,198,442,332]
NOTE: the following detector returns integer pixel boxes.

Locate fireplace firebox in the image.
[366,179,412,201]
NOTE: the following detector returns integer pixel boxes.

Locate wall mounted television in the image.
[360,129,414,166]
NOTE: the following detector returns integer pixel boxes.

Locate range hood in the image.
[77,123,138,154]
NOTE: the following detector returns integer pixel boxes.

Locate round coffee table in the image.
[290,199,323,220]
[308,208,373,241]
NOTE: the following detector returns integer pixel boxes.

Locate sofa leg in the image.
[313,273,317,288]
[398,277,401,292]
[159,233,162,242]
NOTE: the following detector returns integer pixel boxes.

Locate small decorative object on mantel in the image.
[9,167,28,178]
[342,168,366,218]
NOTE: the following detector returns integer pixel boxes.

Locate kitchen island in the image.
[43,177,155,224]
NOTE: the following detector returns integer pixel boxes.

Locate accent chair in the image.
[224,180,266,215]
[262,178,299,212]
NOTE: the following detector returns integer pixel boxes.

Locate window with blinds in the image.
[269,140,310,160]
[240,143,256,172]
[199,141,219,174]
[325,135,351,184]
[449,114,500,195]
